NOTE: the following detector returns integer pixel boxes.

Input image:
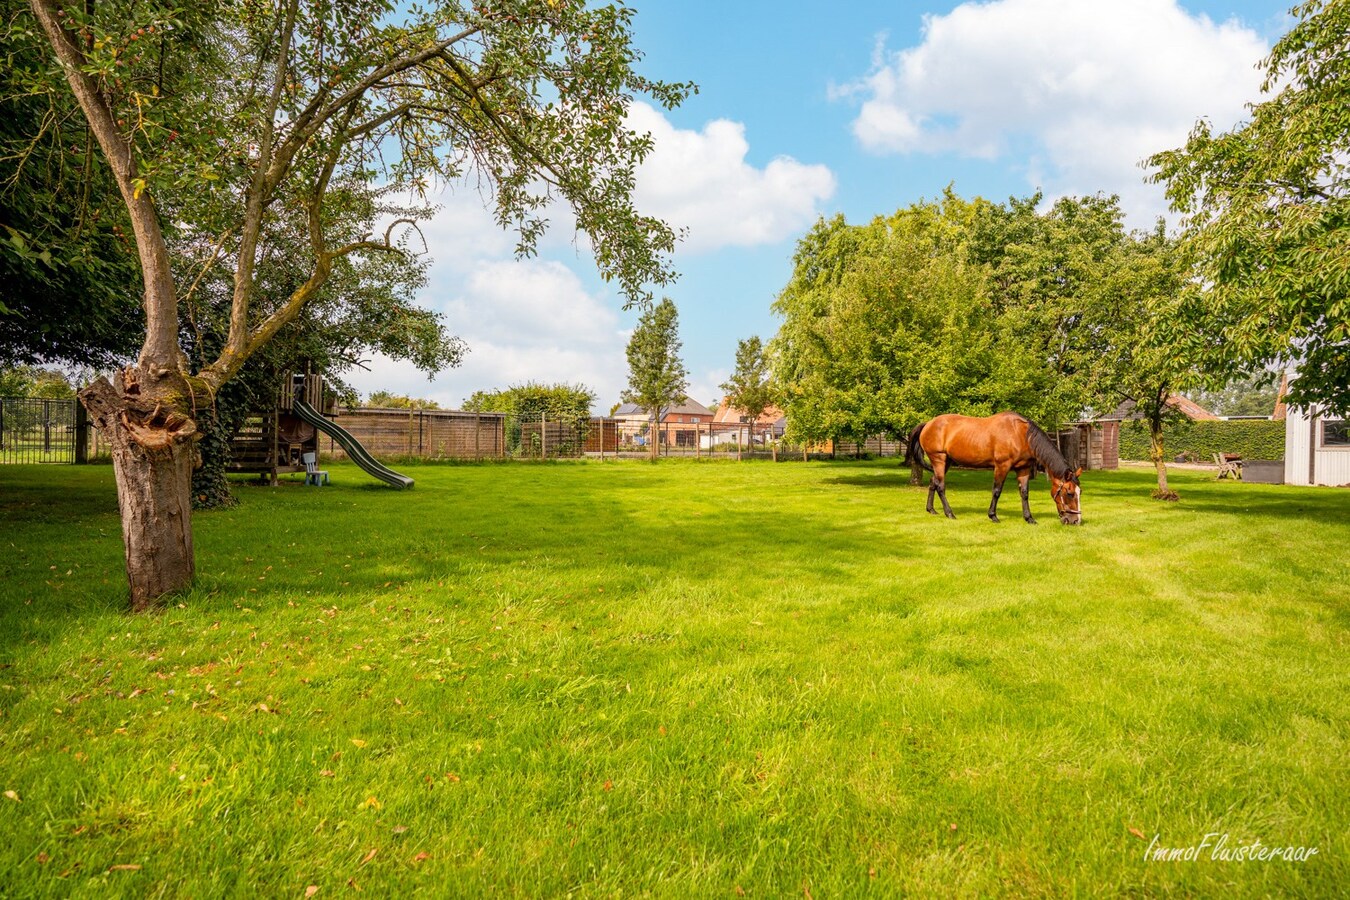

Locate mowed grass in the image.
[1,459,1347,897]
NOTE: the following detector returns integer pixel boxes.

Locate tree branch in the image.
[28,0,182,371]
[220,0,299,370]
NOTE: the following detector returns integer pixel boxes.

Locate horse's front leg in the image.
[989,465,1010,523]
[1017,469,1036,524]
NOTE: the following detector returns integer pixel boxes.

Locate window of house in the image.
[1322,419,1349,447]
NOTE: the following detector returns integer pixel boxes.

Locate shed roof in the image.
[1105,394,1218,422]
[612,399,714,419]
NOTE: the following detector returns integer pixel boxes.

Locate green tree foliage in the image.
[0,0,141,367]
[771,196,1080,445]
[1086,226,1198,497]
[0,365,78,398]
[1148,0,1350,415]
[462,382,596,419]
[719,335,775,427]
[772,191,1194,496]
[1194,373,1281,418]
[622,297,687,459]
[364,391,441,410]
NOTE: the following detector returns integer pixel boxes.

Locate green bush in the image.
[1119,419,1285,462]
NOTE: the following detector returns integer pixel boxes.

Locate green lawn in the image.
[1,460,1347,897]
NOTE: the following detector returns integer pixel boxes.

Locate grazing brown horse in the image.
[904,413,1082,525]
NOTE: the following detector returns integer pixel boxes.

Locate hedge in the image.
[1118,419,1285,462]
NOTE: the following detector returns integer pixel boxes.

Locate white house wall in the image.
[1285,406,1350,486]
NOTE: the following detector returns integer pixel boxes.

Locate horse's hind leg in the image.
[1017,468,1036,525]
[989,465,1010,523]
[931,456,956,519]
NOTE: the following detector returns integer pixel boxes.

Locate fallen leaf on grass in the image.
[319,770,334,778]
[350,739,366,748]
[392,826,408,835]
[602,780,613,792]
[3,790,19,802]
[305,886,319,898]
[1128,827,1147,841]
[36,852,49,864]
[108,864,141,872]
[361,796,382,810]
[359,848,378,866]
[411,852,430,864]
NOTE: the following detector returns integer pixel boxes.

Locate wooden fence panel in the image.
[322,408,506,460]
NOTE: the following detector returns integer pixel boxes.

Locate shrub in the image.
[1119,419,1285,461]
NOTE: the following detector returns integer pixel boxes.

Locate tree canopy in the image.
[622,297,687,458]
[462,381,595,419]
[1147,0,1349,415]
[1,0,142,368]
[771,194,1106,444]
[770,188,1194,491]
[719,335,775,426]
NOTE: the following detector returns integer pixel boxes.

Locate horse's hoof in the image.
[927,508,937,515]
[989,515,1000,523]
[1024,516,1037,525]
[945,512,957,520]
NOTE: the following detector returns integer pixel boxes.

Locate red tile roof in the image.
[712,400,784,425]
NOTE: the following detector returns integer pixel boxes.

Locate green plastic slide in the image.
[291,399,414,489]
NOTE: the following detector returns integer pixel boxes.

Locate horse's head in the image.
[1049,468,1083,525]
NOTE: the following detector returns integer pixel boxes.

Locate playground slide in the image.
[291,399,414,489]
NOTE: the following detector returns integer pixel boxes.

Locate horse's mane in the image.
[1022,418,1075,480]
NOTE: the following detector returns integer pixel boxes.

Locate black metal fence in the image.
[0,397,80,464]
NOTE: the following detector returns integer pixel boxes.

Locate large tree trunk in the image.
[81,370,201,610]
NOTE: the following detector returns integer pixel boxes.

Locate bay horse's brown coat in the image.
[904,412,1082,524]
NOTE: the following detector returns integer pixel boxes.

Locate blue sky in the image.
[348,0,1292,413]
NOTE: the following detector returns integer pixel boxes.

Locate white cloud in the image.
[839,0,1268,221]
[350,106,832,411]
[629,103,837,252]
[345,257,632,412]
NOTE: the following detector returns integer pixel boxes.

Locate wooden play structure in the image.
[229,370,413,488]
[228,373,325,484]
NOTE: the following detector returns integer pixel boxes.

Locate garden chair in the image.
[303,452,329,486]
[1214,453,1242,480]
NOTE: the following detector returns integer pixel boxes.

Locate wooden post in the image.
[541,411,547,459]
[74,401,89,464]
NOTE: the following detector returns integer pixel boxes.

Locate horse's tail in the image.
[905,422,932,472]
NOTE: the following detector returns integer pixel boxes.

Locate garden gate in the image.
[0,397,85,463]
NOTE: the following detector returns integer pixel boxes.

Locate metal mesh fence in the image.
[0,397,78,464]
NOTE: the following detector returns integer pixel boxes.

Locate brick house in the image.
[612,400,715,448]
[710,401,786,445]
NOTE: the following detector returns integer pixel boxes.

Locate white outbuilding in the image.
[1284,402,1350,486]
